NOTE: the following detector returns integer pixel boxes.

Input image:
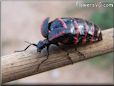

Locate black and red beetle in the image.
[15,17,103,71]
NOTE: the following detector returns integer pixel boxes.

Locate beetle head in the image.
[37,39,49,52]
[37,41,45,52]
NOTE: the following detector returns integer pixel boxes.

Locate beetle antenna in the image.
[14,41,37,52]
[24,41,37,46]
[24,41,32,44]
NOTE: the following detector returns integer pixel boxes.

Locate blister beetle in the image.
[15,17,103,72]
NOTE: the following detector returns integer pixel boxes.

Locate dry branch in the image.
[1,28,113,83]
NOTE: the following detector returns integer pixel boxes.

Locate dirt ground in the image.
[1,1,113,84]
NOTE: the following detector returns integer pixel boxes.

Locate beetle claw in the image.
[67,53,74,64]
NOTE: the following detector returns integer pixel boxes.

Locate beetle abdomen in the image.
[73,18,102,45]
[48,17,102,45]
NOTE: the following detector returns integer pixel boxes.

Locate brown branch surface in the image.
[1,28,113,83]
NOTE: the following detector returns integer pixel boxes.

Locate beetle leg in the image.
[55,43,59,46]
[75,47,85,59]
[36,45,50,72]
[63,49,73,64]
[55,44,73,64]
[98,31,103,41]
[66,52,74,64]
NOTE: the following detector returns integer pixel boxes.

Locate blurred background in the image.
[1,0,113,84]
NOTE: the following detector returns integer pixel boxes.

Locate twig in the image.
[1,28,113,83]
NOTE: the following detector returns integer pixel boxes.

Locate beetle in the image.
[15,17,103,72]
